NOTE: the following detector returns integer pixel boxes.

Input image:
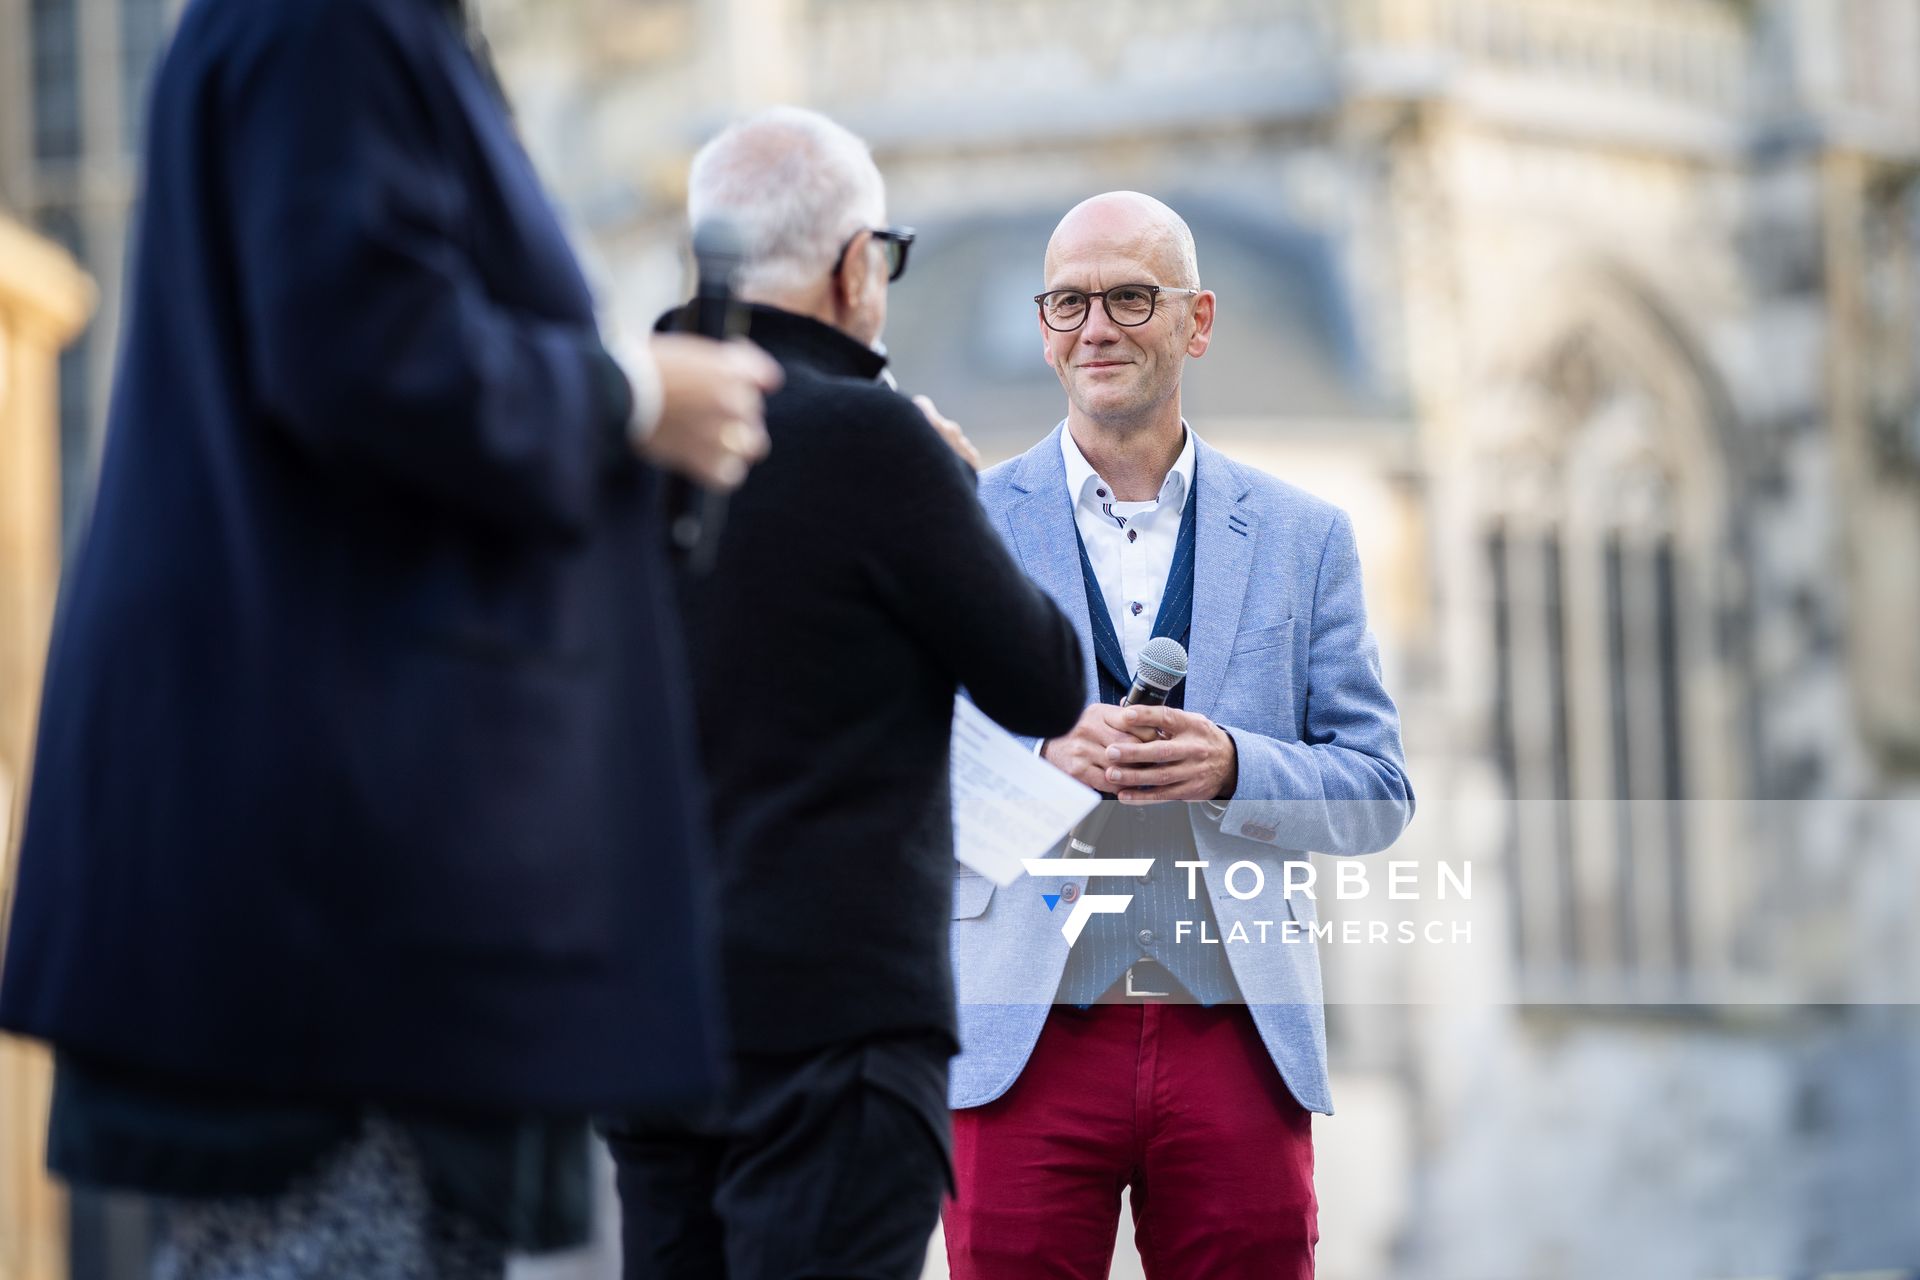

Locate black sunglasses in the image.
[834,226,916,282]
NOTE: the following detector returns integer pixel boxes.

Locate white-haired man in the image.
[600,107,1085,1280]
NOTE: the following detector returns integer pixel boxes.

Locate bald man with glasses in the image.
[943,192,1415,1279]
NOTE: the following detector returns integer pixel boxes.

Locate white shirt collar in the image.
[1058,421,1195,517]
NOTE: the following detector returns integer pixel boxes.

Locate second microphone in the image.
[1064,635,1190,858]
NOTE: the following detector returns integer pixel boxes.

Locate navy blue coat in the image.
[0,0,724,1114]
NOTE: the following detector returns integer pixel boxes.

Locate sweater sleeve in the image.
[853,398,1085,741]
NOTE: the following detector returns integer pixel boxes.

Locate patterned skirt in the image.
[151,1117,508,1279]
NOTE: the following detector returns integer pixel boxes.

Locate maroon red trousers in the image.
[945,1000,1317,1279]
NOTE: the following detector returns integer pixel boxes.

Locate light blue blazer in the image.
[950,426,1415,1115]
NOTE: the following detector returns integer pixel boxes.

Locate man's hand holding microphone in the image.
[1044,704,1236,806]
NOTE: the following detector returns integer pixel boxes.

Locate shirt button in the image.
[1060,882,1080,903]
[1128,529,1138,543]
[1130,601,1144,616]
[1137,928,1156,947]
[1096,488,1107,498]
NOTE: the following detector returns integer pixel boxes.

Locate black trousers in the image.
[605,1034,953,1280]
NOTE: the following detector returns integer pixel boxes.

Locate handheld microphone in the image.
[667,219,748,574]
[1064,636,1190,857]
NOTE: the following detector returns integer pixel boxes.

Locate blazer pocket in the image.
[1218,619,1299,735]
[1231,619,1295,655]
[953,873,995,920]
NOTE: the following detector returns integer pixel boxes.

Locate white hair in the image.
[688,106,886,296]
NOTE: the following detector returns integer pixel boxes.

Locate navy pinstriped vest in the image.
[1055,485,1241,1005]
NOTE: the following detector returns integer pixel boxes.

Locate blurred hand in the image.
[912,394,981,471]
[1040,702,1159,794]
[1101,705,1238,804]
[641,335,782,490]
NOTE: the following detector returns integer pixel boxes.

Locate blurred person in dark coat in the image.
[601,107,1085,1280]
[0,0,779,1272]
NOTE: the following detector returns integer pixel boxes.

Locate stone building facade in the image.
[0,0,178,549]
[482,0,1920,1273]
[2,0,1915,1274]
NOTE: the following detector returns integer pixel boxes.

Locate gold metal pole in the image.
[0,213,96,1280]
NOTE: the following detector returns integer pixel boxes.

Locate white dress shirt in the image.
[1059,422,1196,675]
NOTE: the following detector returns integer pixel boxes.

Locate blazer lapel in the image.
[1005,426,1100,707]
[1186,437,1258,720]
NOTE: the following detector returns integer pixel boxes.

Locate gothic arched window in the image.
[1478,301,1742,998]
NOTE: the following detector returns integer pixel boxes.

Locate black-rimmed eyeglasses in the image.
[1033,283,1200,331]
[835,226,916,282]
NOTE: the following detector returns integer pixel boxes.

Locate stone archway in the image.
[1467,265,1748,998]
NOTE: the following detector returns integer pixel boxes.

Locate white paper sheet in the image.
[950,697,1101,885]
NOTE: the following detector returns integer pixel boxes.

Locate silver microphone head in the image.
[1136,636,1189,692]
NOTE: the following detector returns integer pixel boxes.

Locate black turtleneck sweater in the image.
[672,304,1085,1056]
